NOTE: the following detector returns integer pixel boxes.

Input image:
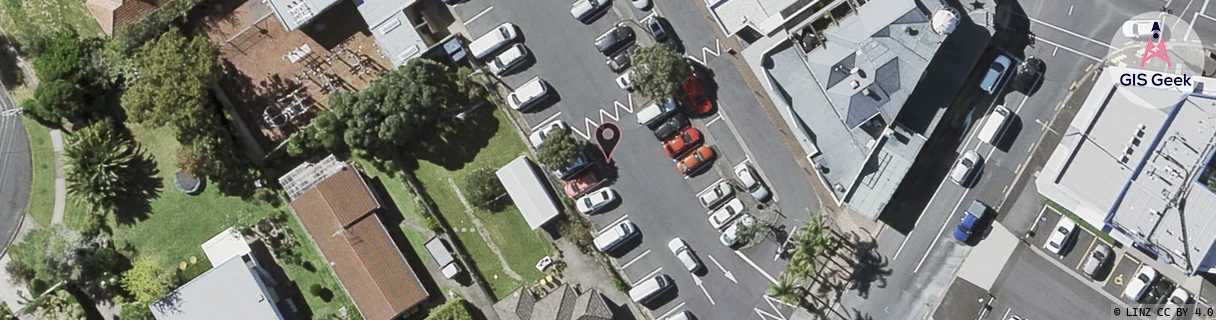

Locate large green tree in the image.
[463,168,506,211]
[122,256,176,304]
[6,225,85,285]
[32,28,87,82]
[120,27,218,132]
[629,45,689,101]
[64,120,143,214]
[535,132,580,170]
[22,79,85,124]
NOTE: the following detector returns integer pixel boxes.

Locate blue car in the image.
[952,201,990,242]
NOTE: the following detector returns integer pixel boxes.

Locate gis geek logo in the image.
[1120,22,1193,88]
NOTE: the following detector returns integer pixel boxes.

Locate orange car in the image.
[676,145,715,175]
[682,76,713,115]
[662,127,703,158]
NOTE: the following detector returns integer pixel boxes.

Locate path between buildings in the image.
[446,177,522,281]
[49,129,65,225]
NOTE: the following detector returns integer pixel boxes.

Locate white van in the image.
[570,0,607,22]
[977,104,1013,145]
[629,273,673,303]
[508,77,549,111]
[594,220,637,252]
[470,22,519,60]
[636,99,678,127]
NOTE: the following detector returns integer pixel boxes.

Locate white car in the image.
[719,213,757,247]
[576,187,617,214]
[1122,266,1157,301]
[528,120,568,147]
[616,70,634,91]
[1043,217,1076,256]
[667,237,702,272]
[629,0,651,10]
[979,55,1011,94]
[508,77,550,111]
[1122,20,1159,39]
[950,150,983,187]
[469,22,519,60]
[1164,288,1191,311]
[708,198,744,230]
[697,181,734,208]
[488,43,529,76]
[734,163,771,202]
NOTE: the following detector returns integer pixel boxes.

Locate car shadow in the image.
[639,286,681,310]
[606,234,646,258]
[993,114,1022,153]
[524,88,563,113]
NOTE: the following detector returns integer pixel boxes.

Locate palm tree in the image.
[767,273,803,306]
[64,120,140,213]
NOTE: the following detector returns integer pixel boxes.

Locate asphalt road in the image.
[986,245,1123,320]
[448,0,821,318]
[0,80,30,255]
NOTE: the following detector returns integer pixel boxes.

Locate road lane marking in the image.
[684,39,722,66]
[735,250,778,284]
[531,112,563,132]
[1172,0,1195,32]
[465,6,494,25]
[1032,36,1103,62]
[1052,46,1059,56]
[1205,0,1212,14]
[706,114,724,126]
[1027,16,1117,50]
[1068,6,1074,15]
[1003,308,1012,320]
[621,249,652,269]
[575,97,637,140]
[632,267,663,286]
[656,302,686,320]
[598,214,630,233]
[707,254,739,283]
[693,276,715,305]
[697,178,726,195]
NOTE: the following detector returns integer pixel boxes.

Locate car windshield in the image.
[682,132,692,143]
[598,192,609,200]
[1093,250,1105,259]
[991,63,1005,73]
[499,27,511,38]
[582,198,592,207]
[1057,226,1069,233]
[1049,241,1060,249]
[1171,296,1184,304]
[960,158,973,167]
[1138,274,1151,282]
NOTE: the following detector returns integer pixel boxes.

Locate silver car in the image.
[950,150,984,187]
[979,55,1011,94]
[667,237,702,272]
[1080,243,1111,279]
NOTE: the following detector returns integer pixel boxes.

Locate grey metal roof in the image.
[150,255,284,320]
[266,0,344,31]
[358,0,426,67]
[497,156,561,229]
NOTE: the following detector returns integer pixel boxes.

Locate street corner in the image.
[1103,254,1143,302]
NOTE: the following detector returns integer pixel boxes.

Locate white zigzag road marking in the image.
[685,39,722,66]
[573,94,636,140]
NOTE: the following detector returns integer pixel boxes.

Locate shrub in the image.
[5,259,36,285]
[308,284,323,297]
[425,298,473,320]
[463,168,506,212]
[420,215,441,232]
[119,303,154,320]
[557,219,594,254]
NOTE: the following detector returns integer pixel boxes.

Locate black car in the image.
[595,24,636,56]
[554,151,594,180]
[644,16,677,50]
[1013,56,1045,92]
[652,113,690,140]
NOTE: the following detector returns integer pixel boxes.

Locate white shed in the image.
[496,156,561,229]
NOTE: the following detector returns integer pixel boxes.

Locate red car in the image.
[676,145,715,175]
[564,170,605,198]
[682,76,713,115]
[662,127,702,158]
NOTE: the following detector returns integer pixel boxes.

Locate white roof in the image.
[496,156,561,229]
[201,227,251,266]
[150,256,283,320]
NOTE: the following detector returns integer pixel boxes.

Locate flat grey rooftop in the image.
[267,0,344,31]
[358,0,426,66]
[150,256,283,320]
[706,0,800,36]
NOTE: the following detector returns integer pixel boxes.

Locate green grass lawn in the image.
[356,161,432,264]
[23,118,54,227]
[0,0,105,41]
[410,109,551,299]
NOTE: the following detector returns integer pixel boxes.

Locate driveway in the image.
[0,80,30,255]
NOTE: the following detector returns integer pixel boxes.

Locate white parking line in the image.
[1033,36,1103,62]
[632,267,664,287]
[734,251,778,284]
[620,249,652,269]
[598,214,630,234]
[705,114,724,126]
[1027,16,1117,50]
[465,6,494,25]
[1204,0,1212,14]
[696,178,726,194]
[531,112,563,132]
[656,302,687,320]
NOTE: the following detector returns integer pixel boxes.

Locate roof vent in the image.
[850,80,860,89]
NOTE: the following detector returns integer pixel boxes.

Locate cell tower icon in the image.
[1140,21,1172,68]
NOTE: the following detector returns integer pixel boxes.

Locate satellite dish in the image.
[931,8,959,35]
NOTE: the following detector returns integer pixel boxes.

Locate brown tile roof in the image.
[86,0,170,36]
[289,166,429,320]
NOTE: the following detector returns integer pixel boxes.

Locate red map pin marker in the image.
[595,122,621,163]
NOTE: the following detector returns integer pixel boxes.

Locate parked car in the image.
[628,273,671,303]
[553,151,593,180]
[708,198,744,230]
[637,99,679,127]
[719,213,756,247]
[979,55,1011,94]
[469,22,519,60]
[1013,56,1044,92]
[667,237,702,272]
[576,187,617,214]
[570,0,609,23]
[629,0,651,10]
[951,200,989,242]
[528,120,568,148]
[950,150,984,187]
[508,77,550,111]
[594,220,638,252]
[644,15,677,50]
[1081,244,1111,279]
[676,145,714,175]
[488,43,529,76]
[616,71,634,91]
[734,163,770,202]
[595,23,636,56]
[663,127,702,159]
[564,170,605,198]
[423,237,463,279]
[652,113,690,140]
[682,76,713,115]
[1122,20,1159,39]
[1122,266,1158,302]
[1163,288,1192,313]
[1043,217,1077,256]
[664,311,694,320]
[606,44,638,73]
[697,181,734,208]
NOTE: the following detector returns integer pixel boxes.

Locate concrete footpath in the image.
[49,129,64,225]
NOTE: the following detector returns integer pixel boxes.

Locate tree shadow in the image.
[113,147,163,225]
[0,33,26,88]
[408,107,500,171]
[844,234,891,299]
